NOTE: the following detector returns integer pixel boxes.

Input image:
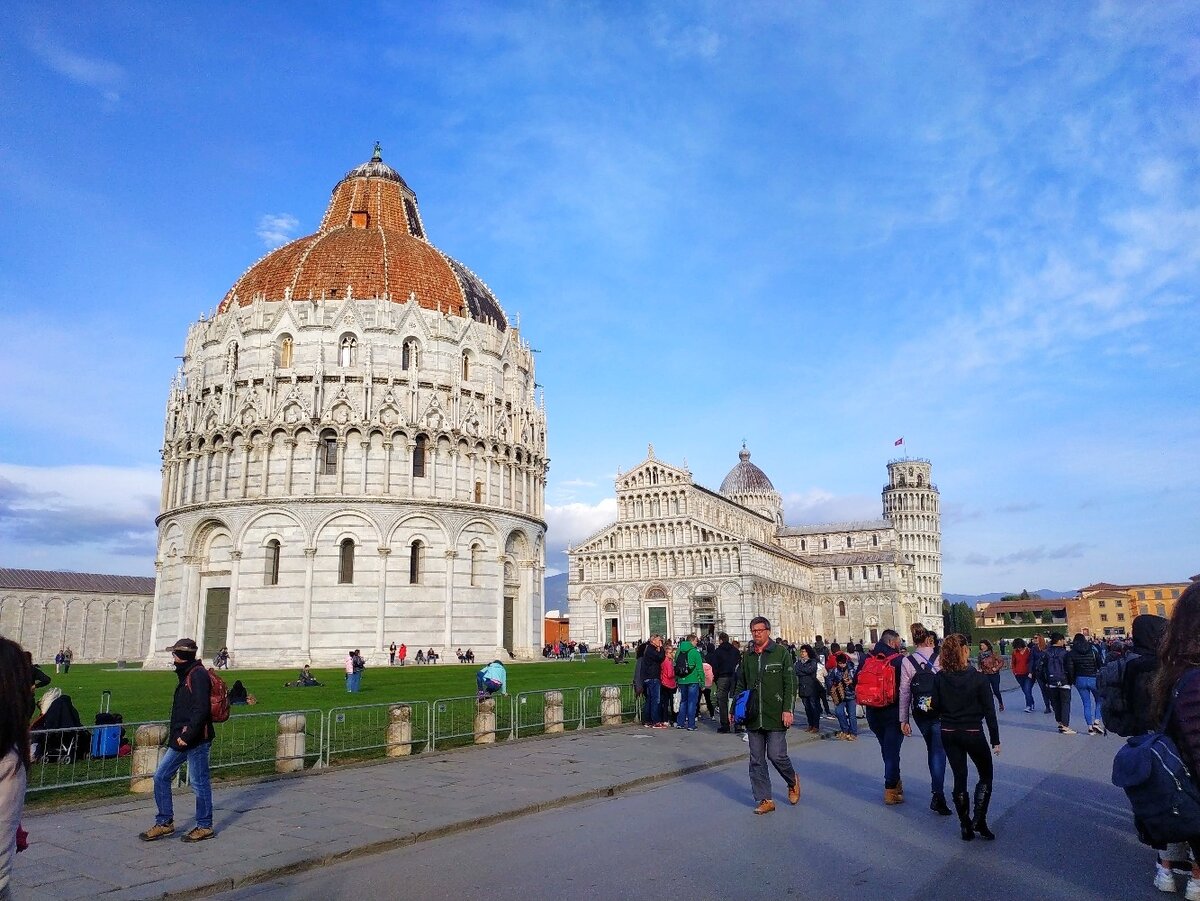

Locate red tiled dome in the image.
[218,147,507,329]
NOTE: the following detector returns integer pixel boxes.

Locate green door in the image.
[502,597,514,654]
[203,588,230,659]
[648,606,667,638]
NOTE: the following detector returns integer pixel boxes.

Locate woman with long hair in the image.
[1010,638,1036,712]
[795,645,822,733]
[900,624,951,816]
[1150,581,1200,897]
[0,637,34,899]
[976,639,1005,712]
[1029,634,1053,714]
[935,633,1001,841]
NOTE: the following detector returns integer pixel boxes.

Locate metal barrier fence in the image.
[324,701,432,765]
[205,708,324,776]
[431,695,515,748]
[582,683,641,727]
[512,688,584,738]
[28,720,147,793]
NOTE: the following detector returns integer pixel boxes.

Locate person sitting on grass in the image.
[284,665,321,688]
[476,660,507,701]
[229,680,249,705]
[415,649,426,665]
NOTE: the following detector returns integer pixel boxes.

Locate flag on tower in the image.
[894,437,904,447]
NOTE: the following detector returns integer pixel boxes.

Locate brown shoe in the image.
[139,822,174,841]
[896,779,905,802]
[788,777,801,805]
[180,827,215,843]
[753,799,776,815]
[884,787,904,805]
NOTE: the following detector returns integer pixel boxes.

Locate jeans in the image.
[801,695,822,729]
[1015,674,1036,709]
[986,672,1003,708]
[153,741,212,829]
[1037,679,1052,712]
[914,715,947,796]
[1075,675,1099,724]
[835,696,857,735]
[676,683,700,729]
[941,728,992,794]
[715,675,734,729]
[643,679,661,724]
[747,729,797,802]
[476,673,502,695]
[865,707,904,789]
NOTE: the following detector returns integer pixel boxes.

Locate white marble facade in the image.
[146,152,548,668]
[567,448,941,646]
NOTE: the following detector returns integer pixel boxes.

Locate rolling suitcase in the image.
[91,690,123,758]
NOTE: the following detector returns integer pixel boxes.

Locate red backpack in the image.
[187,666,231,723]
[856,651,901,708]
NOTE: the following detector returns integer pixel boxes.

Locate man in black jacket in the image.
[710,632,740,733]
[139,638,216,843]
[641,635,666,727]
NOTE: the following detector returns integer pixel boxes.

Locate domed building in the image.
[146,147,548,668]
[567,446,940,646]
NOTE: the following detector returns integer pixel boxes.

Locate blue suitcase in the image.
[91,690,122,758]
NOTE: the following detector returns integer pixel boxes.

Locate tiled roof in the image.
[218,150,507,329]
[0,568,155,595]
[719,447,775,495]
[779,520,891,536]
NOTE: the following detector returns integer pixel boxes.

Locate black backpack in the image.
[908,653,936,718]
[1098,653,1137,737]
[673,649,695,680]
[1042,648,1068,685]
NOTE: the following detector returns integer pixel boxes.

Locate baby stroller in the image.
[31,691,89,763]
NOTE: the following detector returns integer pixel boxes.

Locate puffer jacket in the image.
[1069,636,1101,679]
[795,657,820,698]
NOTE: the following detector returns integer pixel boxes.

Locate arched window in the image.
[409,539,423,584]
[279,335,293,369]
[321,430,338,474]
[402,339,420,370]
[339,334,357,367]
[266,539,281,585]
[470,543,481,586]
[838,601,846,617]
[338,538,355,584]
[412,436,426,477]
[462,352,471,381]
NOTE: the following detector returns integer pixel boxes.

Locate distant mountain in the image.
[943,589,1075,608]
[545,572,569,615]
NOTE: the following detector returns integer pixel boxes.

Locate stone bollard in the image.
[130,723,168,793]
[386,705,413,757]
[474,696,497,744]
[276,713,306,773]
[601,685,622,726]
[545,691,565,734]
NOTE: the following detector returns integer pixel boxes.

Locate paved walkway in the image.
[14,724,813,900]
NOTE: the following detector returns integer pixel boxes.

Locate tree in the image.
[1041,611,1055,625]
[1020,611,1037,624]
[942,600,953,636]
[1020,589,1030,600]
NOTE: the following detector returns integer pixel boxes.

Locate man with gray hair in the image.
[735,616,801,813]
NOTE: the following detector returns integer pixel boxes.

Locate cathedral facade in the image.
[146,149,548,668]
[566,447,941,646]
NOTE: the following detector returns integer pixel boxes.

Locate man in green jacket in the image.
[674,635,705,730]
[736,616,801,813]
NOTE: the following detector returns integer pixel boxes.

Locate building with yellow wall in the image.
[1069,581,1191,638]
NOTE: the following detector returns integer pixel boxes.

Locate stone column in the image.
[386,704,413,756]
[177,556,199,640]
[449,449,459,500]
[259,438,271,498]
[545,690,564,734]
[221,447,232,500]
[226,550,242,656]
[239,441,251,499]
[130,724,168,793]
[309,437,319,495]
[376,547,391,653]
[600,686,622,726]
[381,440,393,495]
[301,548,316,654]
[335,440,346,495]
[359,439,370,494]
[276,714,306,773]
[474,696,497,744]
[283,437,296,496]
[443,550,457,649]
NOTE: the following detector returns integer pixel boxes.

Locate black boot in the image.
[972,783,995,840]
[953,791,974,841]
[930,792,952,816]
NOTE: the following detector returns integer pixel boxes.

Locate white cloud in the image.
[256,213,300,247]
[544,498,617,550]
[781,490,880,526]
[27,33,125,102]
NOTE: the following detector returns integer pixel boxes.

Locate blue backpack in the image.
[1112,669,1200,846]
[732,688,758,726]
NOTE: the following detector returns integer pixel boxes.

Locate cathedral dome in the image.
[218,145,507,329]
[720,446,776,495]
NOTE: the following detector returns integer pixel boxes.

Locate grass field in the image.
[39,657,636,728]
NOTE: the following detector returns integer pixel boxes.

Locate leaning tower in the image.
[882,458,942,632]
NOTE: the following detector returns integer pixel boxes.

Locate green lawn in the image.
[40,657,636,727]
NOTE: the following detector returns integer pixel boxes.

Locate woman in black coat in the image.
[795,645,822,733]
[934,633,1001,842]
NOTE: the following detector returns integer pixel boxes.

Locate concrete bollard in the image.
[387,704,413,757]
[601,685,622,726]
[545,691,565,734]
[130,723,169,793]
[474,696,497,744]
[276,713,306,773]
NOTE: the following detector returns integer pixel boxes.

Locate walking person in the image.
[736,616,801,814]
[795,645,822,733]
[976,639,1005,712]
[0,637,33,901]
[858,629,906,805]
[1149,581,1200,898]
[1010,638,1036,712]
[1030,634,1053,714]
[935,633,1000,841]
[899,625,951,816]
[711,632,739,733]
[829,652,858,740]
[674,635,704,731]
[139,639,216,843]
[1038,633,1076,734]
[1068,632,1104,734]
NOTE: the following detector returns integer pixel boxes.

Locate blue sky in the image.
[0,2,1196,594]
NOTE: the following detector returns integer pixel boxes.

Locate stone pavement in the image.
[14,724,817,899]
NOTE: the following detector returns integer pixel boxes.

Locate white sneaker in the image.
[1093,721,1107,735]
[742,732,749,743]
[1185,876,1200,901]
[1059,725,1077,735]
[1155,863,1178,893]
